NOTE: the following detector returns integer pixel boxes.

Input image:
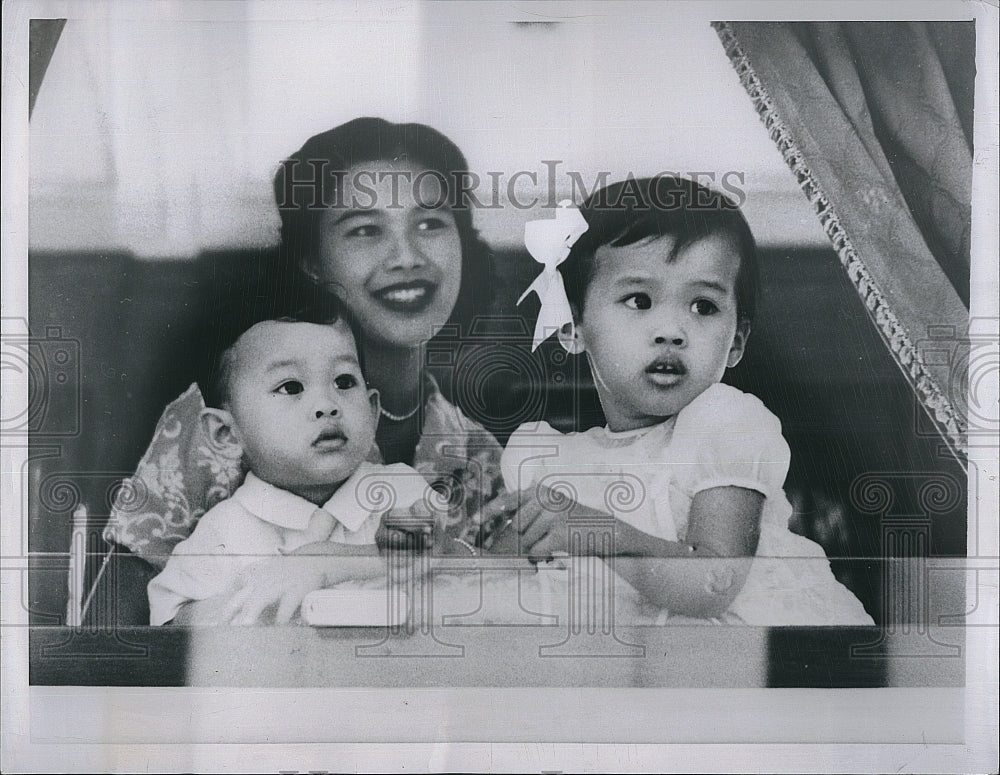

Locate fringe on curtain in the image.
[713,21,966,462]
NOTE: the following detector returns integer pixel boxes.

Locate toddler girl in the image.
[502,176,873,625]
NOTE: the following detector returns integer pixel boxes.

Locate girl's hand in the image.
[516,485,567,561]
[220,554,329,626]
[516,485,612,562]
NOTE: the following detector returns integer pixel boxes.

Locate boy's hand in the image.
[375,502,434,554]
[220,555,327,626]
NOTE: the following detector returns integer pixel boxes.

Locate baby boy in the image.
[148,287,430,625]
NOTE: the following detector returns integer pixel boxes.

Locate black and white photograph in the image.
[2,1,997,772]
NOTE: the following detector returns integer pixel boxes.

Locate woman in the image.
[105,118,510,611]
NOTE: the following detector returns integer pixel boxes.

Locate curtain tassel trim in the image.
[713,21,966,460]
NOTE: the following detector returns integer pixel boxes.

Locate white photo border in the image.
[3,1,997,772]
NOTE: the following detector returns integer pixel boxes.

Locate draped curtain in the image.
[714,22,973,463]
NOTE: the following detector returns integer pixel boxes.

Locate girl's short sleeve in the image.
[670,384,790,498]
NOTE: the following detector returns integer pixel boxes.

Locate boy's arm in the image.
[218,523,427,626]
[289,541,380,557]
[147,511,249,625]
[218,551,389,625]
[170,594,234,626]
[194,505,432,626]
[157,542,378,626]
[172,549,389,626]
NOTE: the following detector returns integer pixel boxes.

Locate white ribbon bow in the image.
[519,200,589,351]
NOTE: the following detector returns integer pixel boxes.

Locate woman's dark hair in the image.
[272,117,493,334]
[198,278,363,410]
[561,175,760,326]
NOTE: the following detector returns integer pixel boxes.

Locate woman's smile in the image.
[372,278,438,313]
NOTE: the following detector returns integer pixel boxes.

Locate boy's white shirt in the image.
[148,461,428,625]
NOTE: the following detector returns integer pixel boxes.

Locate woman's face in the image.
[316,161,463,350]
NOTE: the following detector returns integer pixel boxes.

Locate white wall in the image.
[29,1,827,256]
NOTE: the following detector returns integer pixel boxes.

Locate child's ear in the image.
[727,319,751,368]
[556,308,586,355]
[200,407,242,454]
[367,388,381,420]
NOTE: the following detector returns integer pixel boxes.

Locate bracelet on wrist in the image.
[452,537,478,556]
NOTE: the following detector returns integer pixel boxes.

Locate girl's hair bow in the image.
[518,200,588,352]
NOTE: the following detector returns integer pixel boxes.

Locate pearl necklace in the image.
[379,403,420,422]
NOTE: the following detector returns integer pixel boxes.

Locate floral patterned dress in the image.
[106,375,505,569]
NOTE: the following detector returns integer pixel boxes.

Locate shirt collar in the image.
[320,461,389,532]
[232,465,382,534]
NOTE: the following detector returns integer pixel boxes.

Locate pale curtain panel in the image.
[715,21,973,462]
[29,11,831,256]
[29,11,281,257]
[27,10,426,257]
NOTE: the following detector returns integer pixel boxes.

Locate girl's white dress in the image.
[498,383,874,625]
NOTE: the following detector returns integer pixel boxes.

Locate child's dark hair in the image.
[561,175,760,325]
[273,116,494,333]
[198,279,362,410]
